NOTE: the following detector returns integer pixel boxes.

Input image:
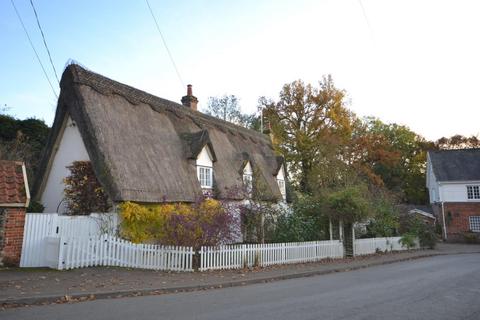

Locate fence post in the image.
[352,224,356,257]
[57,237,65,270]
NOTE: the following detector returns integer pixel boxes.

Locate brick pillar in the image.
[0,207,26,266]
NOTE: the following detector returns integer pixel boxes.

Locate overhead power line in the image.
[358,0,375,40]
[145,0,185,89]
[10,0,58,99]
[29,0,60,84]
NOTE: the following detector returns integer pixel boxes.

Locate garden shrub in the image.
[365,193,400,237]
[399,214,436,249]
[400,233,417,249]
[323,185,372,224]
[64,161,110,215]
[462,231,478,244]
[119,198,238,249]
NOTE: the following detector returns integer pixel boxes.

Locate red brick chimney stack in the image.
[181,84,198,111]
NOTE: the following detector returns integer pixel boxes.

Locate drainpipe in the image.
[441,202,447,240]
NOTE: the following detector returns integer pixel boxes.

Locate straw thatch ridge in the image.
[34,64,284,203]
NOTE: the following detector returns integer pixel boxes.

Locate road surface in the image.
[2,254,480,320]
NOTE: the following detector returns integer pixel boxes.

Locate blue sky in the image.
[1,0,479,140]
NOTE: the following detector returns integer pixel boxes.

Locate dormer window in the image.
[467,185,480,200]
[276,164,286,201]
[196,146,214,189]
[243,161,253,196]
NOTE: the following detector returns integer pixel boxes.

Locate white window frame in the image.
[467,185,480,200]
[197,165,213,189]
[243,173,253,196]
[469,216,480,232]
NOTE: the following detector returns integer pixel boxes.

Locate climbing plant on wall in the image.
[64,161,111,215]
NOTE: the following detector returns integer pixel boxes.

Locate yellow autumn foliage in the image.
[119,199,235,247]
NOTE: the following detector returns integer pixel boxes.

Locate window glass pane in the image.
[197,166,212,188]
[467,186,480,199]
[243,174,253,195]
[277,179,286,200]
[470,216,480,232]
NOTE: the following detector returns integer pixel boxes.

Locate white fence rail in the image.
[20,213,119,267]
[55,235,194,272]
[354,237,412,256]
[199,240,344,271]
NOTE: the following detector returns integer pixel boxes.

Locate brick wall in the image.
[0,207,26,266]
[443,202,480,241]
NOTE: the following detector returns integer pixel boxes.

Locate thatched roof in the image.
[34,64,284,203]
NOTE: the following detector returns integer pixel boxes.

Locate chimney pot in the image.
[181,84,198,111]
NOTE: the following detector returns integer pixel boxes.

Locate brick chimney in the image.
[181,84,198,111]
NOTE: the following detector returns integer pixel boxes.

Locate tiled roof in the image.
[428,149,480,181]
[0,161,29,206]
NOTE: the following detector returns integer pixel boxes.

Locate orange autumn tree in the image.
[262,76,354,193]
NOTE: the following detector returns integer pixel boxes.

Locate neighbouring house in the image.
[397,205,436,226]
[33,64,286,224]
[0,161,30,266]
[426,148,480,241]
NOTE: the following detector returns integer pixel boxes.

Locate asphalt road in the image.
[2,254,480,320]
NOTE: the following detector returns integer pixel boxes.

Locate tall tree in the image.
[204,95,245,125]
[262,77,354,193]
[351,117,432,204]
[0,114,50,184]
[435,134,480,150]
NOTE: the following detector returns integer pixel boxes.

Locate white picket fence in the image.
[199,240,344,271]
[20,213,119,268]
[354,237,412,256]
[20,213,416,272]
[52,235,194,271]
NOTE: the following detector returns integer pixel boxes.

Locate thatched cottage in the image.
[34,64,286,213]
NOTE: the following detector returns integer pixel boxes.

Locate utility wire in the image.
[358,0,375,40]
[10,0,58,99]
[29,0,60,84]
[145,0,185,89]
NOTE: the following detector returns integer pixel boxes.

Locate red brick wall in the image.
[0,207,26,266]
[443,202,480,241]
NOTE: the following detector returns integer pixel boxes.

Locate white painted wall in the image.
[276,164,285,180]
[276,164,286,200]
[196,146,213,167]
[439,182,480,202]
[426,157,440,203]
[40,116,90,213]
[243,161,252,175]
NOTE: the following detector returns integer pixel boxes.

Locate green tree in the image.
[435,134,480,150]
[0,115,50,184]
[323,184,372,223]
[366,190,400,237]
[204,95,252,127]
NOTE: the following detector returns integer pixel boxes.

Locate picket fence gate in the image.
[51,234,194,271]
[199,240,344,271]
[20,213,118,268]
